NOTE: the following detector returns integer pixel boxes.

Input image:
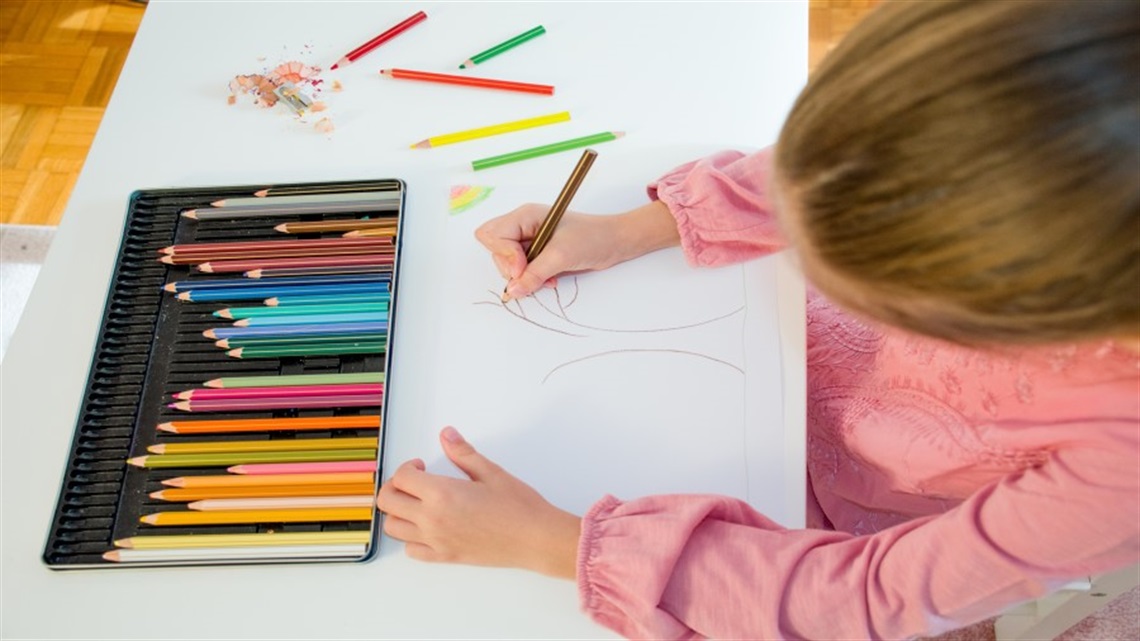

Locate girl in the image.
[376,1,1140,638]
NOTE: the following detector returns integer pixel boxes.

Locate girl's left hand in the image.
[375,426,582,579]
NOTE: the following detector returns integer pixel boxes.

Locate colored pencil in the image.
[172,394,383,410]
[204,321,387,340]
[215,302,388,320]
[179,283,389,303]
[166,273,389,293]
[104,544,367,562]
[140,507,373,526]
[331,10,427,70]
[229,460,378,475]
[176,384,383,401]
[128,449,377,468]
[164,246,395,266]
[343,228,406,239]
[254,182,398,198]
[380,68,554,96]
[114,531,372,549]
[148,436,378,455]
[162,472,373,488]
[247,265,393,278]
[472,131,623,171]
[460,25,546,68]
[500,149,597,300]
[161,237,390,256]
[267,292,387,306]
[275,219,398,234]
[202,372,385,389]
[412,110,569,149]
[233,312,387,327]
[189,495,374,511]
[182,200,399,221]
[227,343,386,360]
[152,483,376,501]
[212,191,397,208]
[217,334,387,349]
[199,255,395,274]
[158,415,380,434]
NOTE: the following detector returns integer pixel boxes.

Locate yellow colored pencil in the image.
[188,495,374,511]
[140,507,373,526]
[411,110,570,149]
[161,472,373,488]
[114,530,372,549]
[147,437,377,455]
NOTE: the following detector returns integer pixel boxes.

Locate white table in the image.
[0,2,808,637]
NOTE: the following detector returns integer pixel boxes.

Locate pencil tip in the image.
[140,514,159,525]
[411,140,430,149]
[159,256,175,264]
[176,292,192,301]
[162,477,185,487]
[227,465,244,474]
[203,378,222,388]
[216,339,231,348]
[215,309,233,319]
[182,210,198,219]
[103,551,122,562]
[199,263,215,273]
[157,422,176,432]
[147,444,165,454]
[247,269,263,278]
[112,538,132,548]
[162,283,176,292]
[211,199,226,207]
[149,490,165,499]
[175,391,191,400]
[202,329,216,339]
[126,456,147,467]
[227,348,244,358]
[613,131,626,138]
[265,297,280,306]
[379,68,390,75]
[343,230,361,238]
[173,401,192,411]
[254,189,269,197]
[273,223,287,232]
[234,319,251,327]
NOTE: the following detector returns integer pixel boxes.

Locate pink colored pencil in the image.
[229,460,379,475]
[200,254,395,274]
[170,394,382,412]
[175,384,384,401]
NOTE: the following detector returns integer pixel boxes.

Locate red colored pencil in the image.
[331,11,427,70]
[379,68,554,96]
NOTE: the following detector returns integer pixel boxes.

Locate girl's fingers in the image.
[386,458,431,498]
[381,513,423,543]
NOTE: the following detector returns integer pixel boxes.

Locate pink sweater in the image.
[575,149,1140,639]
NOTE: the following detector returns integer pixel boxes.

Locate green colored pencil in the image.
[127,448,377,468]
[472,131,624,171]
[216,302,389,320]
[228,342,387,359]
[204,372,386,388]
[460,25,546,69]
[218,333,387,349]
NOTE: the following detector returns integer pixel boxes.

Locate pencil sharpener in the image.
[274,82,314,115]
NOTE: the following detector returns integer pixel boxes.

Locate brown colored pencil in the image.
[275,219,398,234]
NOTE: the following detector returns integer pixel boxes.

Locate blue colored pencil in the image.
[178,283,388,303]
[205,321,389,340]
[266,292,390,306]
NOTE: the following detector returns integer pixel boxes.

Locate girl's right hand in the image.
[474,200,681,300]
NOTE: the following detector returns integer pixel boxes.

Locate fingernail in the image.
[506,282,525,299]
[441,426,463,444]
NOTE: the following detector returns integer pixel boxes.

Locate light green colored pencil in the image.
[203,372,385,388]
[471,131,624,171]
[216,302,389,320]
[127,448,377,468]
[228,342,387,359]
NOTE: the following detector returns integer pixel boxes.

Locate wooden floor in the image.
[0,0,878,226]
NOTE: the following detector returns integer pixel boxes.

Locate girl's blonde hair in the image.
[776,0,1139,345]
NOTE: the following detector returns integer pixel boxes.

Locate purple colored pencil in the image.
[176,384,384,401]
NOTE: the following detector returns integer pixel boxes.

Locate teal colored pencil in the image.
[218,333,387,349]
[229,342,387,359]
[216,302,389,320]
[460,25,546,69]
[472,131,624,171]
[204,372,386,388]
[235,311,388,327]
[267,292,390,307]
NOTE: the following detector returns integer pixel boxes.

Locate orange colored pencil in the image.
[157,415,380,434]
[151,483,376,502]
[344,228,402,238]
[379,68,554,96]
[162,472,374,488]
[140,507,373,526]
[188,495,374,511]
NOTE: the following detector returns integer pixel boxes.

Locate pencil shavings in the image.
[227,58,333,131]
[449,185,495,215]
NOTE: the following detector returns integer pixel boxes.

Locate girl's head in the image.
[774,0,1139,346]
